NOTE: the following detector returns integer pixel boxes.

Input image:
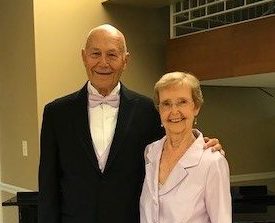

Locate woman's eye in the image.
[161,102,171,108]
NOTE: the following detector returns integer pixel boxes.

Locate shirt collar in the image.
[87,81,121,96]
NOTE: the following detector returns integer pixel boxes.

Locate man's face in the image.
[82,30,129,96]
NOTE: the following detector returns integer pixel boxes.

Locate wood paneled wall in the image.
[166,15,275,80]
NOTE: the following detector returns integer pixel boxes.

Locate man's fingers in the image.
[203,136,210,143]
[204,137,220,148]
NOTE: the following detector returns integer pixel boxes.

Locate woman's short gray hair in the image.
[154,71,204,108]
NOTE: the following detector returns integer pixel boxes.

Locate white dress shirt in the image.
[87,81,120,171]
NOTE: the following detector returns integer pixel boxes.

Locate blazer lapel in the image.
[159,135,205,196]
[73,83,101,173]
[103,85,137,173]
[144,137,165,200]
[159,164,188,196]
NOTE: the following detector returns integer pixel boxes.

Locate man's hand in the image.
[203,137,225,156]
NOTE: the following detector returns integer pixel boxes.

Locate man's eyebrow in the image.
[89,47,100,51]
[107,49,120,53]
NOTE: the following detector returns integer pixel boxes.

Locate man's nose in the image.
[98,55,109,65]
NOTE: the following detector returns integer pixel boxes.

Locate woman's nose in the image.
[170,103,179,113]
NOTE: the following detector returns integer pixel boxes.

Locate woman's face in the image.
[158,83,200,136]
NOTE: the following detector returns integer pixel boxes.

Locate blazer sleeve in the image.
[205,155,232,223]
[38,103,61,223]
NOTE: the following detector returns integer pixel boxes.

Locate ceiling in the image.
[201,72,275,88]
[103,0,275,88]
[102,0,175,8]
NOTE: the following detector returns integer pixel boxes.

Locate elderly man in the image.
[38,24,221,223]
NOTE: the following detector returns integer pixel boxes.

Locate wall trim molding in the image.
[0,171,274,193]
[230,171,275,183]
[0,182,32,194]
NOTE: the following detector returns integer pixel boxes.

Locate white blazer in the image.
[140,130,231,223]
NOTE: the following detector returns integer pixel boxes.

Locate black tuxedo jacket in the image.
[38,83,164,223]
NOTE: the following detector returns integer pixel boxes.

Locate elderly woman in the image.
[140,72,231,223]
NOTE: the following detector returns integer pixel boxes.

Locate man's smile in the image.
[94,71,112,75]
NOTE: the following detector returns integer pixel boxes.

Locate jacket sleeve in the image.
[205,155,232,223]
[145,100,165,144]
[38,103,61,223]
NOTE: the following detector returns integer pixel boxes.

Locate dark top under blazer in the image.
[38,83,164,223]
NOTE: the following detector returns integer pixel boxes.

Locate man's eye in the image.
[178,100,187,105]
[108,53,118,58]
[90,52,100,57]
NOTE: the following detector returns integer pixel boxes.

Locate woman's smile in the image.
[168,117,185,123]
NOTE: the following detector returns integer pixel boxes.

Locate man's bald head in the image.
[85,24,128,54]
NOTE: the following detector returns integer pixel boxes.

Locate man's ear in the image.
[81,49,87,65]
[123,52,130,70]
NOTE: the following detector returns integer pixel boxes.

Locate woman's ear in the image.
[194,106,201,116]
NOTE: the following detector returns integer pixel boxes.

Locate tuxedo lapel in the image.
[73,83,101,173]
[104,85,137,173]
